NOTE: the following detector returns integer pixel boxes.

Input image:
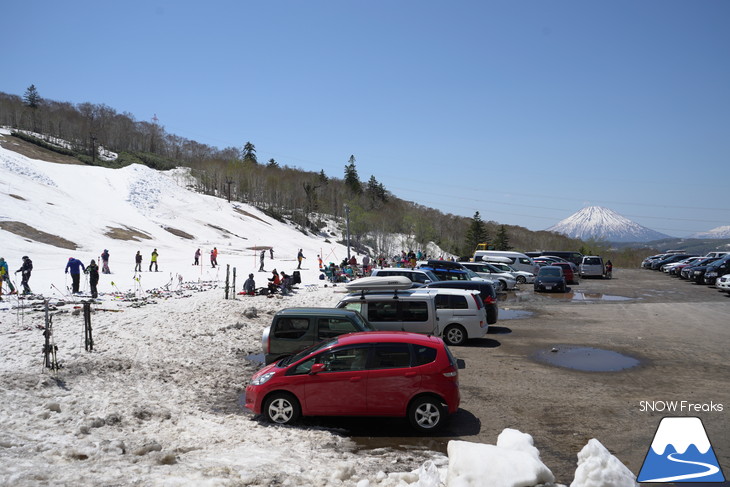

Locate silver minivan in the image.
[336,288,488,346]
[579,256,605,278]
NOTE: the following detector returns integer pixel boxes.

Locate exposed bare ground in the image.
[0,221,78,249]
[0,133,82,165]
[233,207,270,225]
[163,226,195,240]
[104,226,152,241]
[207,223,247,240]
[9,194,25,200]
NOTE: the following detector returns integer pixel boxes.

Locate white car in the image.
[717,274,730,294]
[487,262,535,284]
[663,256,702,274]
[460,262,518,291]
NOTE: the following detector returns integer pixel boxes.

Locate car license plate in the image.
[545,285,553,290]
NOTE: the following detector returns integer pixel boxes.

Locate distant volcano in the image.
[547,206,671,243]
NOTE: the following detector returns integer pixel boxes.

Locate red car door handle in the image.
[404,371,417,377]
[350,376,362,382]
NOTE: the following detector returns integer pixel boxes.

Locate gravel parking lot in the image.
[351,268,730,483]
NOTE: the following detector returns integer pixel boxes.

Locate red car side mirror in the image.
[309,363,326,375]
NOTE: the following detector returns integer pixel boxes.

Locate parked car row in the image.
[249,275,491,431]
[246,249,609,431]
[641,251,730,292]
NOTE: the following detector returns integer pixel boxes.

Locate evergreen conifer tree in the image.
[493,225,512,251]
[464,211,488,254]
[344,155,362,194]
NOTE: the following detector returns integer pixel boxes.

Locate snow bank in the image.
[446,429,555,487]
[570,439,637,487]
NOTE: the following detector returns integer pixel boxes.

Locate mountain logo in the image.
[638,417,725,482]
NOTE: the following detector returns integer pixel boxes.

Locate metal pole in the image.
[345,204,351,261]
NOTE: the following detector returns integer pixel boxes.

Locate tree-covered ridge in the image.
[0,88,593,260]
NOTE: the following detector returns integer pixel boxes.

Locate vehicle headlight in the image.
[706,272,717,277]
[251,372,275,385]
[694,270,701,275]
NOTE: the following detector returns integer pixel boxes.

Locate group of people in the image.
[241,267,297,296]
[193,247,219,267]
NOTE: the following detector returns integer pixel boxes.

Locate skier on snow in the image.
[16,255,33,295]
[65,257,86,294]
[86,259,100,298]
[150,249,159,272]
[101,249,111,274]
[0,257,17,298]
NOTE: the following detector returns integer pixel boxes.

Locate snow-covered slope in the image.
[0,130,353,295]
[547,206,671,243]
[690,225,730,239]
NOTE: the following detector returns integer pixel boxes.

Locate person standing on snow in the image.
[15,255,33,295]
[101,249,111,274]
[65,257,86,294]
[0,257,16,298]
[134,251,142,272]
[149,249,159,272]
[269,248,274,260]
[194,248,201,266]
[210,247,218,268]
[86,259,100,298]
[259,250,265,272]
[297,249,305,269]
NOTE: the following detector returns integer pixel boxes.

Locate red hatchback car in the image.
[245,331,460,432]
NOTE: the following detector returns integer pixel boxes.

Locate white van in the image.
[370,268,438,284]
[473,250,539,275]
[337,284,488,346]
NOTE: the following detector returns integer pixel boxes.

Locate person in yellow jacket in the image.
[150,249,159,272]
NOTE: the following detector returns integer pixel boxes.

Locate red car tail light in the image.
[484,295,496,305]
[442,365,458,378]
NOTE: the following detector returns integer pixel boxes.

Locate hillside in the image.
[0,91,588,258]
[0,128,359,295]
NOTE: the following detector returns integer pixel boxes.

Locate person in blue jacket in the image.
[65,257,86,294]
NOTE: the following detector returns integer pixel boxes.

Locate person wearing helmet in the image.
[243,273,256,295]
[15,255,33,295]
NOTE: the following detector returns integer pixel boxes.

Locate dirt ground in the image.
[344,268,730,484]
[0,133,82,165]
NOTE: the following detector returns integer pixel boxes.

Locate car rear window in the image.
[435,294,468,310]
[274,318,311,339]
[413,345,438,366]
[368,302,399,322]
[371,343,411,369]
[400,301,429,321]
[584,258,602,265]
[318,318,359,340]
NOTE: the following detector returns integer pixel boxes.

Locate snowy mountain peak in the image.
[547,206,671,243]
[690,225,730,239]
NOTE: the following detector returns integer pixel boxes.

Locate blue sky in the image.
[4,0,729,237]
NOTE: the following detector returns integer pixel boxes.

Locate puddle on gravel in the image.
[546,291,633,302]
[499,309,534,320]
[533,345,641,372]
